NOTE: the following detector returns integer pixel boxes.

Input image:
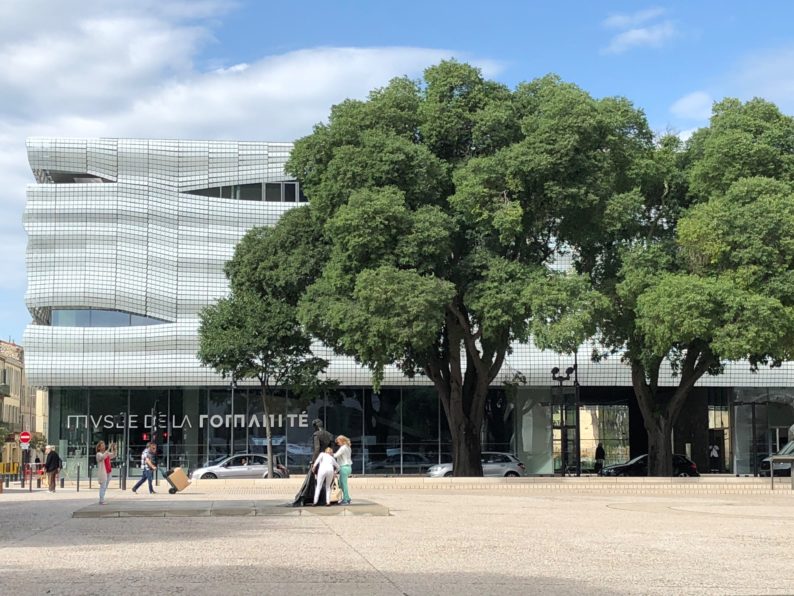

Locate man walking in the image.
[43,445,61,492]
[132,443,158,494]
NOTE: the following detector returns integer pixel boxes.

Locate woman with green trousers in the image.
[334,435,353,505]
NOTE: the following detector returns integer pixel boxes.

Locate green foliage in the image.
[688,98,794,198]
[197,291,327,387]
[529,273,611,355]
[225,206,329,306]
[237,60,711,474]
[637,274,794,366]
[278,61,646,386]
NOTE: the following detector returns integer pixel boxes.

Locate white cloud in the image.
[0,1,497,343]
[603,7,665,30]
[670,91,714,120]
[602,21,677,55]
[732,46,794,113]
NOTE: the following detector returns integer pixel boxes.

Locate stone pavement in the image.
[2,479,794,595]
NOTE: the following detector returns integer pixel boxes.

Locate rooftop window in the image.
[183,181,307,202]
[51,309,168,327]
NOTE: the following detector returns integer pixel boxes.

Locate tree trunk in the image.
[261,385,274,479]
[644,415,674,477]
[631,345,712,476]
[447,393,484,477]
[425,305,505,477]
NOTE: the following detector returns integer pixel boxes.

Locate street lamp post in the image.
[230,376,236,457]
[551,354,580,477]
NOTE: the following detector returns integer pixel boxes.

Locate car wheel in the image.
[444,472,453,477]
[677,472,690,477]
[201,472,217,479]
[504,472,519,477]
[263,471,283,479]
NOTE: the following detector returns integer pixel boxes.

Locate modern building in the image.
[23,137,794,479]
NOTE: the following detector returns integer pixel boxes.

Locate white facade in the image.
[24,138,301,386]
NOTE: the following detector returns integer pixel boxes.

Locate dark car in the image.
[600,453,699,477]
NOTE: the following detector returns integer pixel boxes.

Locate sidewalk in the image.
[3,481,794,595]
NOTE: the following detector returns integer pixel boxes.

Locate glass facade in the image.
[50,385,621,478]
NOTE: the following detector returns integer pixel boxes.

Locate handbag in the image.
[330,481,343,503]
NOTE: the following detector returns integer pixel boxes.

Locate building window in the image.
[183,181,302,202]
[51,309,168,327]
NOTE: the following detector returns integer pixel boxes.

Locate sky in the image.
[1,0,793,345]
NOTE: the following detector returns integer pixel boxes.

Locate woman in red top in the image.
[95,441,117,505]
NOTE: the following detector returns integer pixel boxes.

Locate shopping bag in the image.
[330,481,343,503]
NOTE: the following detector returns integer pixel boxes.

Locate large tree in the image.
[245,62,649,475]
[578,98,794,475]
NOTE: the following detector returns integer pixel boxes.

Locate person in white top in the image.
[313,447,340,506]
[95,441,117,505]
[334,435,353,505]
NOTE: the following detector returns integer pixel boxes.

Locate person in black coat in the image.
[595,443,606,475]
[292,419,335,506]
[43,445,62,492]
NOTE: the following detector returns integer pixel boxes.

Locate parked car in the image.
[760,440,794,476]
[190,453,289,480]
[368,452,433,474]
[427,452,527,478]
[600,454,699,477]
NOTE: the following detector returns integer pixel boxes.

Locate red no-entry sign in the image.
[19,431,31,444]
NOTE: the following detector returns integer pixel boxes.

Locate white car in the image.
[190,453,289,480]
[427,452,527,477]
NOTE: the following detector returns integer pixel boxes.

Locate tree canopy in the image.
[235,61,652,475]
[577,97,794,475]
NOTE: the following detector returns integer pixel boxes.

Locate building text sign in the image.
[67,413,310,430]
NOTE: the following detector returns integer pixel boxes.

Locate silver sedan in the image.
[189,453,289,480]
[427,452,527,477]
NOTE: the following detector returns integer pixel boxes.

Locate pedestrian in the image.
[43,445,61,492]
[313,447,339,506]
[595,443,606,475]
[709,444,720,472]
[132,443,158,494]
[95,440,117,505]
[334,435,353,505]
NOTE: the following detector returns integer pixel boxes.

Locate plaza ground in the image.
[1,477,793,595]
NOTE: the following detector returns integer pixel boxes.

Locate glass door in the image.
[552,387,578,475]
[733,402,769,476]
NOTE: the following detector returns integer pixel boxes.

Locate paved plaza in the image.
[1,478,793,595]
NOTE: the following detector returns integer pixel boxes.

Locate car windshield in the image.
[204,456,228,467]
[625,455,646,465]
[778,440,794,455]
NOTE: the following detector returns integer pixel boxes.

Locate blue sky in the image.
[0,0,793,345]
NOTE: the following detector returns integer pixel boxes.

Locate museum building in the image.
[22,138,794,479]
